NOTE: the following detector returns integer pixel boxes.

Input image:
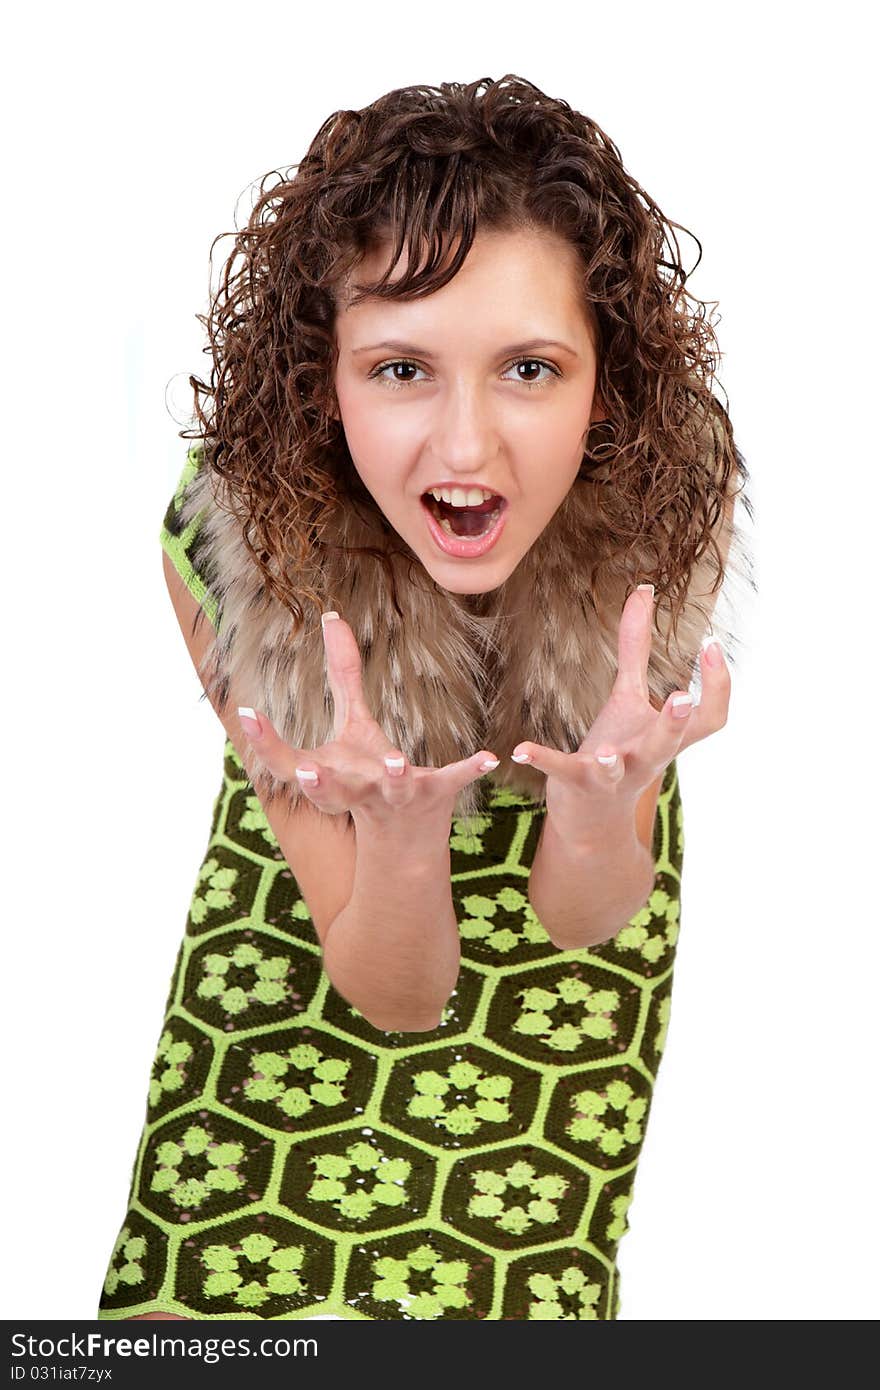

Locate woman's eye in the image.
[502,358,558,387]
[371,360,427,387]
[370,357,559,390]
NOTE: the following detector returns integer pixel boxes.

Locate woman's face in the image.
[332,225,603,596]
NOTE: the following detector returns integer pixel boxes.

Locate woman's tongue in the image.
[433,495,499,538]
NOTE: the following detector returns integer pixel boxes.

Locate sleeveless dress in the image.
[97,448,685,1322]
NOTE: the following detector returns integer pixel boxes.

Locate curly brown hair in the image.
[183,72,753,643]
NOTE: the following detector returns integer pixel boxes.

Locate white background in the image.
[3,0,877,1322]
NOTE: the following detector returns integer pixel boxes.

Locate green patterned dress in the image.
[97,449,685,1321]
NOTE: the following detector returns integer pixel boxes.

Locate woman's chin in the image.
[418,553,515,597]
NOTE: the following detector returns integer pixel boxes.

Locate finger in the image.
[378,748,418,806]
[236,707,304,781]
[236,705,349,806]
[429,749,502,799]
[321,611,375,735]
[613,584,654,700]
[676,634,732,752]
[513,740,626,789]
[636,688,697,769]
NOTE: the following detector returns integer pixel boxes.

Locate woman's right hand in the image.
[236,611,499,837]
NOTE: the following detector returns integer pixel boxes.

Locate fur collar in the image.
[178,444,752,823]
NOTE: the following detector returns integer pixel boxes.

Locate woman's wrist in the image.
[529,802,655,950]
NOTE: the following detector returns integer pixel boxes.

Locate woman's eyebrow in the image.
[350,337,579,358]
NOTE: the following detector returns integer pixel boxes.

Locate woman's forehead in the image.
[335,226,594,342]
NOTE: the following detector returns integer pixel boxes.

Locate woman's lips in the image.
[419,494,509,558]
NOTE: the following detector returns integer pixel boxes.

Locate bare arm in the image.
[527,483,737,950]
[528,802,656,950]
[323,822,460,1033]
[163,551,461,1032]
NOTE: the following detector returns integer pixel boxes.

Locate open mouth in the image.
[421,490,506,539]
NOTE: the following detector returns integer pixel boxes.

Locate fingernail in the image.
[479,758,500,772]
[511,752,532,764]
[596,753,618,766]
[384,755,406,776]
[701,633,724,667]
[295,768,319,783]
[321,610,340,627]
[237,706,262,738]
[637,583,654,599]
[671,694,694,718]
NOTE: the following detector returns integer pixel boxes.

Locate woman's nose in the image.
[428,384,500,472]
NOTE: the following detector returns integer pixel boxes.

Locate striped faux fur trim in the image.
[176,430,754,824]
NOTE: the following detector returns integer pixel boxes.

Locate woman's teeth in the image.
[425,491,504,538]
[428,485,499,507]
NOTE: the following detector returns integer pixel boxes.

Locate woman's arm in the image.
[322,824,460,1033]
[528,790,658,950]
[164,550,458,1032]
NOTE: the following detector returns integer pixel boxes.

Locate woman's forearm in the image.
[528,806,656,950]
[322,823,460,1033]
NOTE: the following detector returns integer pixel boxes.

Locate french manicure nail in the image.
[637,583,654,599]
[321,610,340,628]
[671,694,693,718]
[596,753,618,766]
[479,758,500,772]
[511,752,532,764]
[295,768,319,783]
[384,755,406,776]
[237,706,261,737]
[701,633,723,666]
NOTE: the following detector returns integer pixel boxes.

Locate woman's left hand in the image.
[510,585,731,840]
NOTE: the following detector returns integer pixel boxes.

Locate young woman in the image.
[98,74,754,1322]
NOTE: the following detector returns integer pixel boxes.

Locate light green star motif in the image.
[201,1233,307,1307]
[467,1158,568,1233]
[459,886,549,953]
[189,858,239,925]
[150,1124,245,1210]
[149,1030,193,1109]
[407,1061,513,1136]
[243,1043,350,1118]
[613,887,680,963]
[307,1140,411,1219]
[514,978,620,1052]
[526,1266,602,1319]
[196,943,290,1017]
[567,1079,648,1155]
[371,1243,471,1318]
[103,1227,147,1296]
[238,792,277,846]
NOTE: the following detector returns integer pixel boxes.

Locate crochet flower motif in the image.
[526,1266,602,1319]
[458,887,548,954]
[612,887,680,963]
[103,1227,146,1296]
[237,792,276,846]
[566,1080,648,1156]
[243,1043,350,1118]
[149,1030,193,1109]
[307,1141,411,1220]
[467,1159,568,1234]
[604,1188,634,1245]
[196,943,289,1017]
[407,1060,512,1136]
[449,813,493,855]
[189,858,239,925]
[513,979,620,1052]
[371,1243,471,1318]
[150,1124,245,1210]
[200,1232,307,1308]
